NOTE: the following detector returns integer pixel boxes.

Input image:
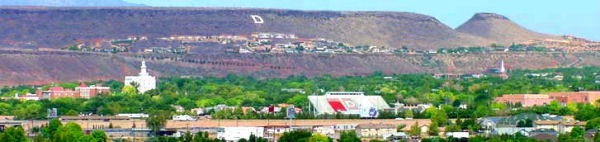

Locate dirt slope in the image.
[456,13,559,45]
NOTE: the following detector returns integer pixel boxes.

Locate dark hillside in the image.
[0,7,491,50]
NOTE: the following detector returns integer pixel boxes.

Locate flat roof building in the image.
[494,94,553,107]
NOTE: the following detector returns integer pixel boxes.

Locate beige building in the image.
[534,120,586,133]
[356,123,396,138]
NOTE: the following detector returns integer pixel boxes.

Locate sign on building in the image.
[287,106,295,119]
[47,108,58,119]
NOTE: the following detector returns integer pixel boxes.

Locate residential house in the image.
[218,127,264,142]
[0,116,14,120]
[561,121,586,133]
[333,124,357,131]
[313,125,335,138]
[445,132,469,139]
[172,105,185,113]
[383,132,408,142]
[528,129,558,142]
[264,125,292,141]
[480,113,563,135]
[191,108,205,116]
[356,123,396,138]
[534,120,560,131]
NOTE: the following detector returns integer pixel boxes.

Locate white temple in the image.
[125,60,156,93]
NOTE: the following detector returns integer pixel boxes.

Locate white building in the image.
[218,127,264,142]
[125,60,156,93]
[117,113,149,119]
[14,93,40,101]
[445,132,469,138]
[172,115,197,121]
[333,124,357,131]
[313,126,335,137]
[308,92,390,118]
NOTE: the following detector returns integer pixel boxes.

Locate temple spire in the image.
[139,60,149,76]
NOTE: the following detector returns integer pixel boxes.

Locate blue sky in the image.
[125,0,600,41]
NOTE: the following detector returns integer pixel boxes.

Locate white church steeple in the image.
[139,60,149,76]
[500,60,506,73]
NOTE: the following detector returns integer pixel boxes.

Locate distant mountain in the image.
[0,0,145,7]
[0,8,596,85]
[0,7,491,50]
[456,13,559,44]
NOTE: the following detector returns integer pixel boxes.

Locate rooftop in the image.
[356,123,395,129]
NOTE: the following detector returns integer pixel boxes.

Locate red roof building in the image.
[495,91,600,107]
[494,94,553,107]
[548,91,600,104]
[34,84,110,100]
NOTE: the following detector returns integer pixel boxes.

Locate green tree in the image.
[396,124,406,132]
[13,102,43,119]
[287,95,308,107]
[575,104,597,121]
[52,122,84,142]
[179,131,193,142]
[278,131,312,142]
[517,119,533,127]
[42,119,62,139]
[594,132,600,142]
[308,134,330,142]
[122,85,138,95]
[428,122,439,136]
[249,133,268,142]
[80,135,99,142]
[91,130,108,142]
[0,126,27,142]
[146,111,169,135]
[404,110,414,118]
[338,131,360,142]
[570,126,584,139]
[558,133,569,142]
[33,134,44,142]
[445,124,461,132]
[192,131,213,142]
[548,100,561,114]
[0,102,12,115]
[409,122,421,137]
[431,109,448,126]
[586,117,600,130]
